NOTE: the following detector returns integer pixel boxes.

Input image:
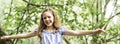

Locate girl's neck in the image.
[46,26,55,32]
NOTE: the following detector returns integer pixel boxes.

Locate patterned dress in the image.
[34,26,67,44]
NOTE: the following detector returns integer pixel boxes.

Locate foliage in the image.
[0,0,120,44]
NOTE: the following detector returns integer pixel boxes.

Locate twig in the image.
[22,0,63,7]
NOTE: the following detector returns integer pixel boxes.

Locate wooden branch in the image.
[106,38,120,42]
[108,12,120,22]
[103,0,110,15]
[116,12,120,15]
[8,0,13,16]
[62,36,71,44]
[0,28,6,35]
[106,34,120,42]
[108,0,118,20]
[102,11,120,30]
[22,0,63,7]
[116,38,120,40]
[12,4,28,44]
[104,0,119,23]
[14,3,31,44]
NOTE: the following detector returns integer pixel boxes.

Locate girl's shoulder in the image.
[58,26,67,29]
[57,26,67,35]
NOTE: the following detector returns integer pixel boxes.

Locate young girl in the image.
[1,8,105,44]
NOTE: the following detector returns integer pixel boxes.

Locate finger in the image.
[1,36,7,40]
[0,37,5,40]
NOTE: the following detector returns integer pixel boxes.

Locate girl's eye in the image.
[43,17,46,19]
[48,16,51,18]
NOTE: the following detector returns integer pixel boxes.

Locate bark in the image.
[0,28,13,44]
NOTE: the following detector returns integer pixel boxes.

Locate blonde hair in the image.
[38,8,61,41]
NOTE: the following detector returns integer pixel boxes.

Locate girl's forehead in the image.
[43,12,53,17]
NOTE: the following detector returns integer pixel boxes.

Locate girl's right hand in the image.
[1,36,10,40]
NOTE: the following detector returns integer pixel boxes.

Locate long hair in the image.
[38,8,61,41]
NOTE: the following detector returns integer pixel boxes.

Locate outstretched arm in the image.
[64,28,105,36]
[1,31,35,40]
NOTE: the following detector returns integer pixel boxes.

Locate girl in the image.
[1,8,105,44]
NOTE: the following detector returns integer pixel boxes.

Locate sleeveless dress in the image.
[34,26,67,44]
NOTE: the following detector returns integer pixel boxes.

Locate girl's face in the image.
[43,11,54,27]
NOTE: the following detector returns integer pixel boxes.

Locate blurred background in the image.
[0,0,120,44]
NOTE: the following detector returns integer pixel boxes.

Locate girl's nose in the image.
[46,17,49,20]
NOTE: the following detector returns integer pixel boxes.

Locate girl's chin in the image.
[46,24,53,26]
[46,25,52,27]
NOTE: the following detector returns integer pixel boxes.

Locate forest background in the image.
[0,0,120,44]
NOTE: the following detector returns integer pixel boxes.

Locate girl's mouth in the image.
[46,21,51,25]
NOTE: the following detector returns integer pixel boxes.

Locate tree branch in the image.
[106,38,120,42]
[106,34,120,42]
[22,0,63,7]
[62,36,71,44]
[8,0,13,16]
[108,12,120,22]
[102,11,120,30]
[103,0,110,15]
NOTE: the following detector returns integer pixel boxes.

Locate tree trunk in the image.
[0,28,13,44]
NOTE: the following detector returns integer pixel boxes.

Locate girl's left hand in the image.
[95,29,106,34]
